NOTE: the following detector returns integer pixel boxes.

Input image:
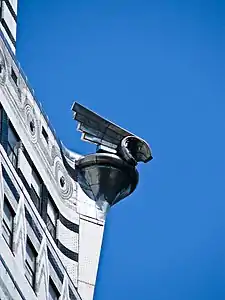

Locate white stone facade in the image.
[0,1,105,300]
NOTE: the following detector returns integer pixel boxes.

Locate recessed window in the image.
[0,106,2,134]
[7,123,19,169]
[47,195,58,240]
[25,238,36,289]
[18,147,43,213]
[11,68,17,85]
[2,196,14,249]
[49,278,60,300]
[42,127,48,144]
[30,168,42,212]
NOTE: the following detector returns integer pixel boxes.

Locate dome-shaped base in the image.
[75,153,139,206]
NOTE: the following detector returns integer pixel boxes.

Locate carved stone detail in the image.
[18,85,33,110]
[24,104,39,144]
[17,86,26,107]
[55,159,73,200]
[51,145,61,166]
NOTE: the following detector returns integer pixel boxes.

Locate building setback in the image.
[0,1,152,300]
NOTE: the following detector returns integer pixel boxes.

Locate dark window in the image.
[25,238,36,289]
[49,278,60,300]
[0,106,2,134]
[42,127,48,144]
[30,168,42,212]
[2,196,14,248]
[2,166,20,202]
[18,147,44,213]
[47,195,58,240]
[7,123,19,169]
[11,68,17,85]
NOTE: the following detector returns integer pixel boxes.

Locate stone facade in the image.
[0,1,105,300]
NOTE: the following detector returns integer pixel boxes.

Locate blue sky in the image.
[16,1,225,299]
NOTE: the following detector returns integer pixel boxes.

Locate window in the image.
[2,197,14,248]
[42,127,48,144]
[0,106,2,135]
[49,278,60,300]
[47,195,58,240]
[30,168,42,211]
[25,238,36,289]
[11,68,17,85]
[7,123,19,168]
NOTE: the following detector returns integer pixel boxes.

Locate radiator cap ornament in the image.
[62,102,152,212]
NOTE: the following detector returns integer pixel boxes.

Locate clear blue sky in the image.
[16,1,225,299]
